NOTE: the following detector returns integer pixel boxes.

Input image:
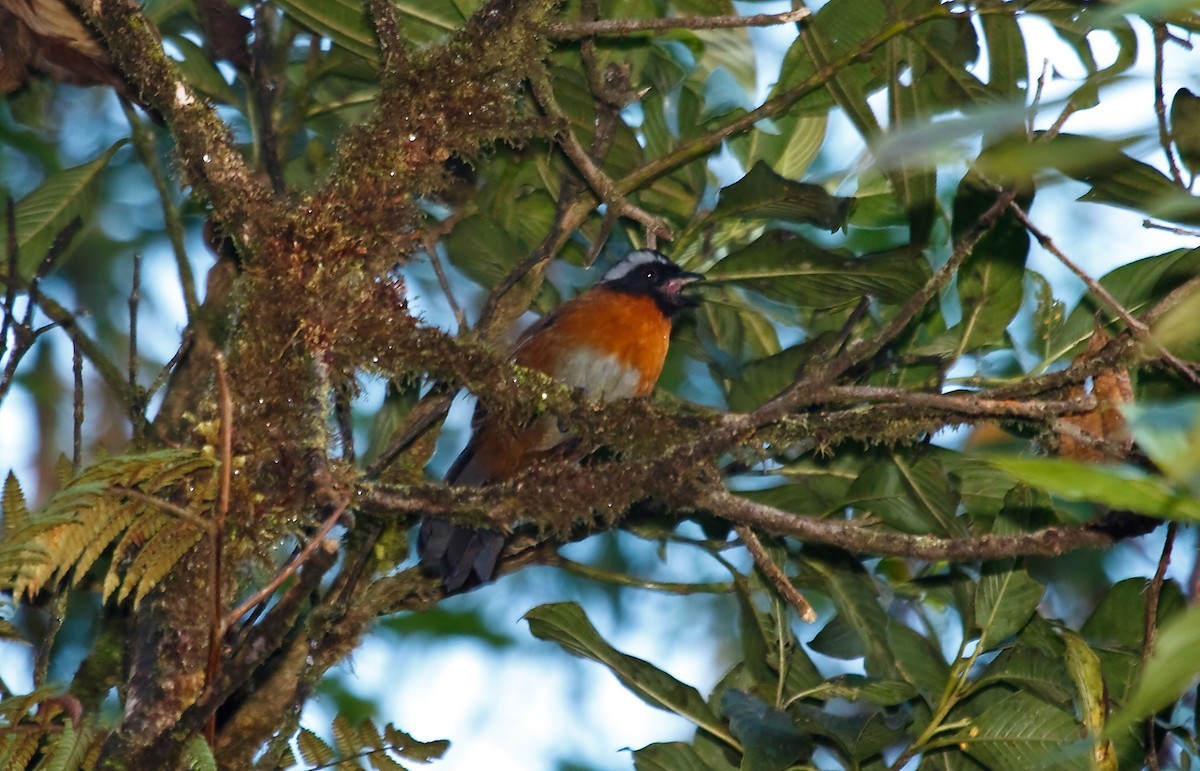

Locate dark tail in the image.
[418,518,505,593]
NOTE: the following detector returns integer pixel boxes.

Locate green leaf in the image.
[886,621,949,705]
[945,167,1031,354]
[728,114,828,180]
[954,691,1090,770]
[182,734,218,771]
[633,741,738,771]
[1171,88,1200,175]
[1121,400,1200,488]
[720,690,807,771]
[710,162,852,230]
[706,233,928,308]
[1107,602,1200,735]
[1018,133,1200,225]
[844,455,962,535]
[0,140,123,279]
[798,550,895,679]
[1048,247,1200,362]
[1062,630,1118,771]
[973,645,1074,705]
[975,561,1044,649]
[987,456,1200,521]
[524,602,732,744]
[1081,577,1185,651]
[275,0,378,61]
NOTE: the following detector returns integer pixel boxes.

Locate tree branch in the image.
[546,9,809,38]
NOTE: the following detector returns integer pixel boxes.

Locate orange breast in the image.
[515,288,671,397]
[458,288,672,484]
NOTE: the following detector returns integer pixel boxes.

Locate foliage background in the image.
[1,0,1200,769]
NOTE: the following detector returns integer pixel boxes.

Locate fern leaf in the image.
[368,753,408,771]
[382,725,448,763]
[181,735,217,771]
[0,731,41,770]
[70,502,139,587]
[359,719,383,751]
[34,721,91,771]
[331,714,362,759]
[127,521,204,607]
[1,472,28,539]
[296,728,336,766]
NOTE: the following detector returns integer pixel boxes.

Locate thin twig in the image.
[1142,219,1200,237]
[120,99,198,319]
[1009,202,1200,387]
[1142,521,1177,771]
[363,391,453,479]
[552,554,733,594]
[129,253,144,444]
[207,352,233,742]
[224,497,350,628]
[546,8,809,38]
[109,485,216,534]
[251,2,285,194]
[72,343,83,472]
[528,69,672,243]
[423,230,468,332]
[736,524,817,622]
[1153,24,1185,188]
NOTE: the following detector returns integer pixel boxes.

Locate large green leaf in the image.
[990,133,1200,225]
[1121,400,1200,488]
[710,162,852,230]
[706,233,928,308]
[885,621,949,705]
[0,141,124,280]
[720,690,807,771]
[975,561,1044,649]
[844,455,963,535]
[987,456,1200,521]
[1047,247,1200,362]
[1081,577,1185,650]
[954,691,1090,770]
[1107,602,1200,735]
[275,0,378,61]
[633,741,737,771]
[524,602,732,744]
[798,549,896,679]
[1171,88,1200,175]
[728,113,828,181]
[944,167,1031,354]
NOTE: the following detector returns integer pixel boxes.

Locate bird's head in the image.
[599,250,704,318]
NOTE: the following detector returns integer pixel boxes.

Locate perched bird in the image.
[418,249,703,592]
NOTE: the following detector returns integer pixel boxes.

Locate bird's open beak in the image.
[667,271,704,295]
[668,271,704,307]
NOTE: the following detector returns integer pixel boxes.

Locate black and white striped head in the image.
[599,250,703,318]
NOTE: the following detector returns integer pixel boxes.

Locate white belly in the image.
[553,346,643,402]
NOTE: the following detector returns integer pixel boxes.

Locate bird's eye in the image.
[644,267,659,281]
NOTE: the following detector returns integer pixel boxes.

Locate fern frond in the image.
[1,472,28,539]
[381,725,448,763]
[330,714,361,759]
[6,449,215,605]
[36,721,92,771]
[296,728,336,766]
[124,521,205,607]
[0,731,40,770]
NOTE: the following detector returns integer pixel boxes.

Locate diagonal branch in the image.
[1008,202,1200,387]
[547,9,809,38]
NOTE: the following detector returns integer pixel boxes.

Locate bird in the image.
[418,249,703,592]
